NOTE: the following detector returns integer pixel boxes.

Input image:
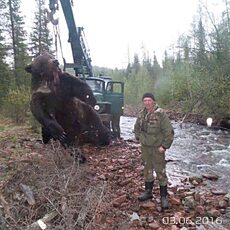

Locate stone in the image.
[171,225,179,230]
[147,216,155,223]
[211,189,227,195]
[141,201,156,209]
[112,195,127,207]
[189,176,203,184]
[98,174,106,180]
[170,197,181,205]
[207,208,221,218]
[119,178,132,186]
[194,192,201,201]
[218,200,228,208]
[148,222,159,229]
[185,191,195,196]
[184,196,196,209]
[202,173,219,180]
[195,205,205,215]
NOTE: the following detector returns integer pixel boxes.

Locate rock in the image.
[199,196,206,205]
[107,165,114,170]
[218,200,228,208]
[112,195,127,207]
[119,178,132,186]
[205,199,212,205]
[170,197,181,205]
[171,225,179,230]
[184,196,196,209]
[156,206,162,212]
[211,189,227,195]
[147,216,155,223]
[191,180,199,186]
[130,212,140,221]
[220,209,225,214]
[195,205,205,215]
[173,211,184,222]
[177,186,186,193]
[98,174,106,180]
[168,190,175,196]
[194,192,201,201]
[207,208,221,218]
[189,176,203,184]
[141,200,156,209]
[224,193,230,204]
[202,173,219,180]
[131,202,140,212]
[185,191,195,196]
[140,215,147,222]
[117,158,126,164]
[148,222,159,229]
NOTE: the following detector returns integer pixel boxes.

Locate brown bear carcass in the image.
[25,53,110,147]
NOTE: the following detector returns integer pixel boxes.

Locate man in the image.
[134,93,174,210]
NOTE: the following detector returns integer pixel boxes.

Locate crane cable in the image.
[53,23,65,65]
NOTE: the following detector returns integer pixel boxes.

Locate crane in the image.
[48,0,124,138]
[49,0,93,77]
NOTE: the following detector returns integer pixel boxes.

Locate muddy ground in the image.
[0,116,230,230]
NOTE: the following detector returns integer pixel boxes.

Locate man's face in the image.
[143,97,155,111]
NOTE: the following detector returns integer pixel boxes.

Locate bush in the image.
[2,87,31,124]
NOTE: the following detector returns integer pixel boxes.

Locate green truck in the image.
[84,76,124,138]
[49,0,124,138]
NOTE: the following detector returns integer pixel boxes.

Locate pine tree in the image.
[5,0,30,86]
[0,0,11,106]
[29,0,54,57]
[193,18,208,68]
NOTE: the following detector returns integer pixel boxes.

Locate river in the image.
[120,116,230,190]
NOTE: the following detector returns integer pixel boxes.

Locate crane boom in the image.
[50,0,93,77]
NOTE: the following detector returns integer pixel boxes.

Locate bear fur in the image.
[25,53,110,146]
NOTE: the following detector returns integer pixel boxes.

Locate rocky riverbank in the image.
[0,118,230,229]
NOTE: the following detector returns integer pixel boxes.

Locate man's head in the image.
[142,92,155,111]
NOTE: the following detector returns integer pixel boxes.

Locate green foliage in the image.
[0,68,12,107]
[3,86,30,124]
[3,0,30,87]
[29,0,54,56]
[0,0,229,122]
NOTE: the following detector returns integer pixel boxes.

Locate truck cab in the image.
[82,76,124,138]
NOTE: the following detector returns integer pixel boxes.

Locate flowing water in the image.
[120,116,230,190]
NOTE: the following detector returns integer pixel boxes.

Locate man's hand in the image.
[158,146,166,153]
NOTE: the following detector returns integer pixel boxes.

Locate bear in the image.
[25,53,110,147]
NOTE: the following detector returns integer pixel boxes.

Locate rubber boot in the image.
[138,181,153,201]
[160,185,169,210]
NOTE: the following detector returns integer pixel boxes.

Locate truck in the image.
[48,0,124,138]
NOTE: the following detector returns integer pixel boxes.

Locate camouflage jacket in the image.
[134,104,174,148]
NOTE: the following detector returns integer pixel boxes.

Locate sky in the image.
[21,0,224,69]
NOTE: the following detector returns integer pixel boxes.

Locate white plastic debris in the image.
[206,117,213,127]
[37,219,47,230]
[130,212,140,221]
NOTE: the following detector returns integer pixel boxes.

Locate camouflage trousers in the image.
[141,145,168,186]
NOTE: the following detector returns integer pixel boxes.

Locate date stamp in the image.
[162,216,223,225]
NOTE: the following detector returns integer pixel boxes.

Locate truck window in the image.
[106,82,122,93]
[86,79,104,92]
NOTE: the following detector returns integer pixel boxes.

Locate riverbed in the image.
[120,116,230,190]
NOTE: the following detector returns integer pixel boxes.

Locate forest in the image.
[0,0,229,125]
